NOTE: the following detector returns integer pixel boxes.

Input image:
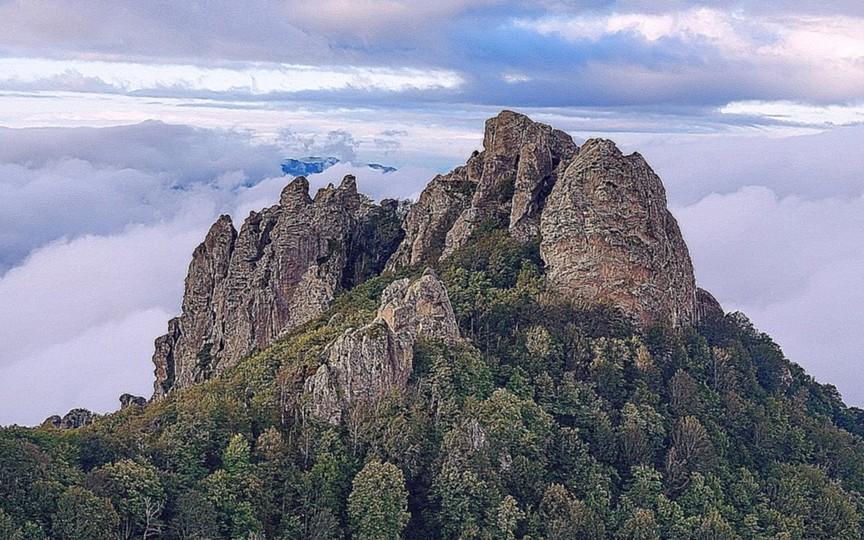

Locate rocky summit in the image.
[152,175,406,397]
[387,110,699,326]
[152,110,707,398]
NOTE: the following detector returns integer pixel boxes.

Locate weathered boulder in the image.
[539,139,697,326]
[305,270,459,423]
[305,320,414,424]
[119,393,147,410]
[40,415,61,429]
[61,408,95,429]
[152,175,405,397]
[378,269,461,343]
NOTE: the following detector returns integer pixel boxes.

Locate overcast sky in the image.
[0,0,862,425]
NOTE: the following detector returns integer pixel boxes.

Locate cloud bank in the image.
[677,187,864,403]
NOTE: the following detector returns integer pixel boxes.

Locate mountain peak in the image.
[153,111,708,397]
[388,111,697,326]
[151,173,404,396]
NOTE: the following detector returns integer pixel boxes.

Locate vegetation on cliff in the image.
[2,227,864,539]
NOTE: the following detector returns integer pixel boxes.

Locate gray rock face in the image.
[304,270,459,423]
[444,110,577,252]
[378,269,461,343]
[387,111,698,327]
[384,157,481,270]
[152,175,405,397]
[540,138,697,326]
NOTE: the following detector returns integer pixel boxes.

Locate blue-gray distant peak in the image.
[366,163,397,173]
[281,156,340,176]
[281,157,398,177]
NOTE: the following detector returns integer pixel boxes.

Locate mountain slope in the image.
[2,112,864,540]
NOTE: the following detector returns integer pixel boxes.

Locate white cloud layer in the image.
[0,221,205,425]
[0,122,438,425]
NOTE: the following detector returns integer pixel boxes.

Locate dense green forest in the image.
[3,227,864,539]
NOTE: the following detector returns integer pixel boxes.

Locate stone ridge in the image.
[151,110,722,398]
[151,175,405,397]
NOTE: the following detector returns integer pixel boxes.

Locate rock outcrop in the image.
[119,394,147,410]
[42,408,96,430]
[388,110,701,327]
[152,110,714,399]
[387,111,577,269]
[695,288,724,322]
[304,270,459,423]
[443,110,578,253]
[385,156,481,270]
[539,138,697,326]
[152,175,405,397]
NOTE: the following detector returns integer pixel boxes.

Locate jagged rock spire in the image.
[151,175,405,397]
[153,111,717,398]
[385,110,577,270]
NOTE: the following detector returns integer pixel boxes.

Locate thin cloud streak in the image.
[0,57,463,95]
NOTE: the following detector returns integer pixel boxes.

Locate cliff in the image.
[304,269,460,423]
